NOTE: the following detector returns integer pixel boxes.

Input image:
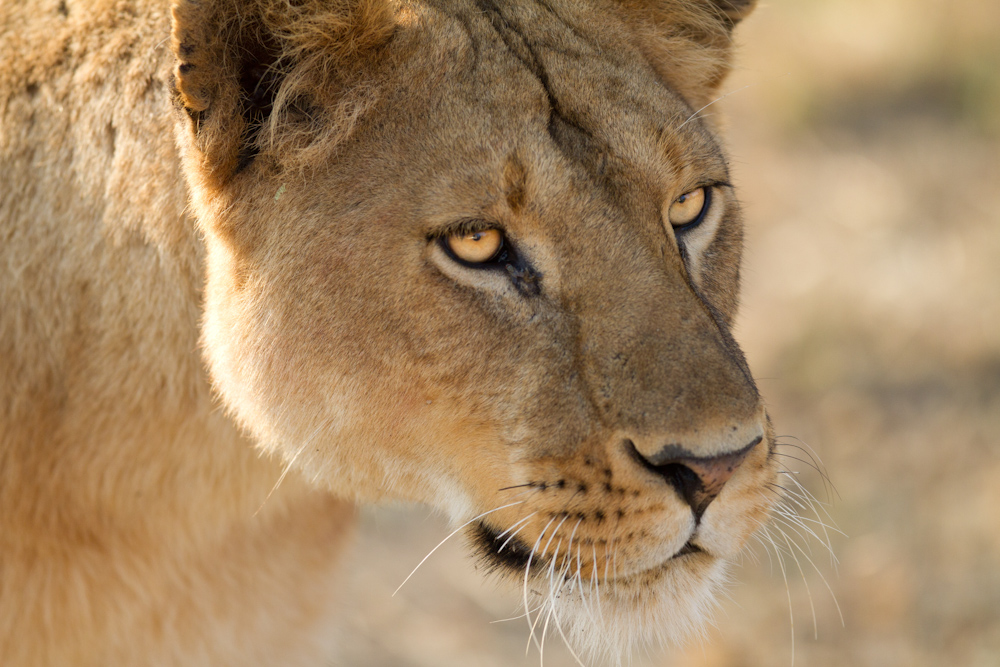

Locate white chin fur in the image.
[524,556,731,666]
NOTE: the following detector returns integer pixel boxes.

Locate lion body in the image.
[0,1,776,664]
[0,4,355,664]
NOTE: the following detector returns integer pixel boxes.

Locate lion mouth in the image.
[470,521,540,575]
[470,520,704,578]
[674,540,702,558]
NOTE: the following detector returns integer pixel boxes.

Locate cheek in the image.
[205,225,551,490]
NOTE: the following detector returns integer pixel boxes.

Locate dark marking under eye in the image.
[437,232,542,296]
[506,263,540,296]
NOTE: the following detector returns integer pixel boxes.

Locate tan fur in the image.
[1,0,778,664]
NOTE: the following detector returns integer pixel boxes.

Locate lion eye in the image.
[446,229,504,264]
[668,187,710,229]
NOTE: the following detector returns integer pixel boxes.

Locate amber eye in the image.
[668,187,710,229]
[446,228,504,264]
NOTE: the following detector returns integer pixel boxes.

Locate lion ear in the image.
[616,0,757,111]
[170,0,395,183]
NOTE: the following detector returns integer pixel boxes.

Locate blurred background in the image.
[336,0,1000,664]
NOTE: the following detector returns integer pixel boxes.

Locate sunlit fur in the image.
[521,547,732,664]
[460,416,777,662]
[1,0,784,665]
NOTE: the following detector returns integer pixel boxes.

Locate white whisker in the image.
[551,598,589,667]
[499,520,535,554]
[780,525,846,628]
[491,602,544,624]
[541,515,570,561]
[393,500,525,596]
[539,604,554,667]
[778,526,818,640]
[254,422,325,517]
[677,83,756,131]
[761,526,795,667]
[497,512,537,540]
[525,517,558,655]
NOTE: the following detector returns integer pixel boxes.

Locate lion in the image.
[0,0,779,664]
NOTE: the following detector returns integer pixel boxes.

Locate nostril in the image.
[625,436,761,519]
[656,463,704,514]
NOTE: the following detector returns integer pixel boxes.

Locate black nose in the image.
[627,436,762,519]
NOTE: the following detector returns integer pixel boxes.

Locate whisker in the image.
[781,527,846,628]
[547,537,564,593]
[782,474,841,568]
[393,500,525,596]
[772,508,842,560]
[490,602,544,624]
[779,461,837,513]
[496,510,536,541]
[612,541,620,585]
[766,453,844,647]
[254,421,324,517]
[772,451,835,486]
[565,519,583,574]
[771,481,831,532]
[592,543,605,625]
[774,436,838,499]
[770,509,829,553]
[499,518,536,554]
[778,526,818,640]
[541,515,571,561]
[773,510,844,536]
[603,541,612,596]
[539,603,555,667]
[527,598,549,657]
[760,526,795,667]
[551,598,589,667]
[752,532,776,575]
[677,83,757,131]
[524,517,558,655]
[499,482,539,493]
[739,541,761,567]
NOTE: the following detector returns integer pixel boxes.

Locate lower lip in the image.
[672,541,702,559]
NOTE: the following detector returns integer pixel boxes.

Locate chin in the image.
[471,522,732,663]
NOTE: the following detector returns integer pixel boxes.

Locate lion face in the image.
[173,0,775,658]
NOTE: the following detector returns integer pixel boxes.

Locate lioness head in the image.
[170,0,776,658]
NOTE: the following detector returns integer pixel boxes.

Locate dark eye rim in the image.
[671,185,714,234]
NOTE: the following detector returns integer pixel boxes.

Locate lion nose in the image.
[627,436,762,519]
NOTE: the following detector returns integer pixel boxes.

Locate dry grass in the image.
[336,1,1000,664]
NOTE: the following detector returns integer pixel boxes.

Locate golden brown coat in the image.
[1,0,776,664]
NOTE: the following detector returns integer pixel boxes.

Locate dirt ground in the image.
[336,1,1000,665]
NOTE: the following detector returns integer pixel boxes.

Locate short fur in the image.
[0,0,777,664]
